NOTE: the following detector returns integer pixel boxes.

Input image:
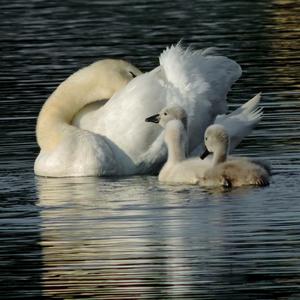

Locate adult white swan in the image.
[35,44,261,177]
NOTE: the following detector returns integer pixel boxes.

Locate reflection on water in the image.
[1,0,300,298]
[35,175,300,299]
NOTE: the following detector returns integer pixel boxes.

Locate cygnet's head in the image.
[201,124,229,159]
[145,106,187,128]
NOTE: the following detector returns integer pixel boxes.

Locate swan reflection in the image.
[36,176,209,298]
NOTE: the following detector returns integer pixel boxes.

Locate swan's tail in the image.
[214,92,263,150]
[237,92,262,115]
[250,159,272,175]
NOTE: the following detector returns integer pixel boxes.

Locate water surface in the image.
[1,0,300,299]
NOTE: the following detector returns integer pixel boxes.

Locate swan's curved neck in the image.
[36,61,132,151]
[212,143,228,166]
[164,120,187,163]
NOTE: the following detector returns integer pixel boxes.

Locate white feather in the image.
[215,93,263,150]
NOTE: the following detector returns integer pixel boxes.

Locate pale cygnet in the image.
[201,124,270,187]
[146,106,212,184]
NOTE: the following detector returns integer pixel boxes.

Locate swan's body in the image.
[147,107,270,187]
[35,44,262,177]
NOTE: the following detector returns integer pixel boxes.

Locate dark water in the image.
[1,0,300,299]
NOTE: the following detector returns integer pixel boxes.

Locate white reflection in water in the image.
[35,175,300,298]
[36,176,207,298]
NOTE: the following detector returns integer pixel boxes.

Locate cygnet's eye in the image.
[164,112,168,116]
[205,137,208,141]
[129,71,136,78]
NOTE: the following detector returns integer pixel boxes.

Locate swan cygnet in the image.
[145,106,212,184]
[34,59,142,177]
[201,124,271,187]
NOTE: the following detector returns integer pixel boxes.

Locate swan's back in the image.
[204,159,270,187]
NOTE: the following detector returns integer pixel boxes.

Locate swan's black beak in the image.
[200,148,210,160]
[145,114,160,124]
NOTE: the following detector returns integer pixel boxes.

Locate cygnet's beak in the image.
[145,114,160,123]
[200,147,210,160]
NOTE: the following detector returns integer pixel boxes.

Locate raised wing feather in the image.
[215,93,263,150]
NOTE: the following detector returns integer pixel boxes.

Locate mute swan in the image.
[35,59,142,177]
[35,44,262,177]
[200,124,270,187]
[146,106,270,187]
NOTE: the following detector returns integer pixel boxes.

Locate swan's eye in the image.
[164,112,168,116]
[129,71,136,78]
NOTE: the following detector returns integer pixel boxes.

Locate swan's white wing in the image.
[215,93,263,150]
[159,44,242,116]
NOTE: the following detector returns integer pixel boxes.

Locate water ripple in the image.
[1,0,300,299]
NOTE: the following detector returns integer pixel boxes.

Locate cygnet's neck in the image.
[164,120,187,163]
[212,142,228,166]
